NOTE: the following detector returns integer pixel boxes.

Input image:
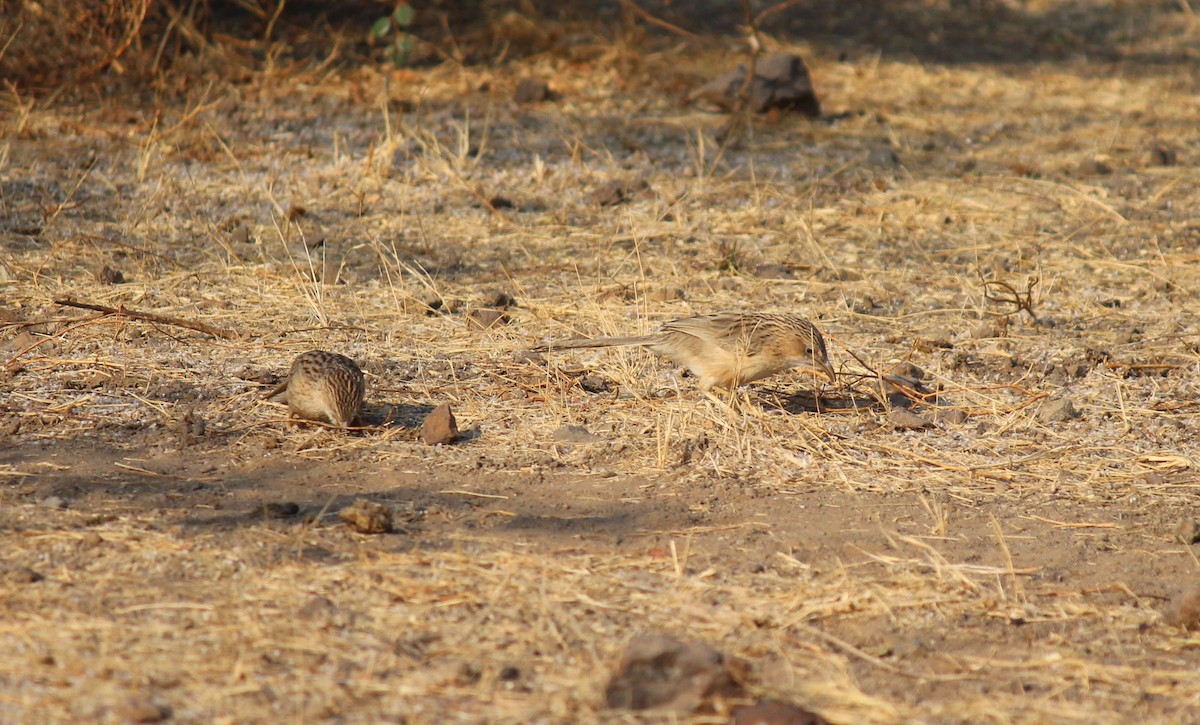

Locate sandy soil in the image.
[3,2,1200,722]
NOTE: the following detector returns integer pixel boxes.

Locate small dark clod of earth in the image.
[298,595,337,621]
[552,424,601,444]
[604,633,747,713]
[578,373,610,394]
[591,177,650,207]
[338,500,394,534]
[115,698,172,724]
[1150,143,1178,166]
[96,265,125,284]
[260,502,301,519]
[888,408,934,430]
[2,566,44,584]
[229,224,252,244]
[691,52,821,116]
[1166,585,1200,630]
[514,78,553,104]
[732,698,828,725]
[466,308,510,330]
[866,146,902,168]
[1174,519,1200,545]
[1037,398,1079,424]
[480,289,517,308]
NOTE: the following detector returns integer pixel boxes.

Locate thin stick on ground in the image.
[53,298,239,340]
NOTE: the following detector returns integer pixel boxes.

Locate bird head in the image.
[784,323,836,383]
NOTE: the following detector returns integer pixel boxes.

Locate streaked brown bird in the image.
[534,312,835,391]
[266,350,365,427]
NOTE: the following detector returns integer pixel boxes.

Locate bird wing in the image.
[660,313,764,352]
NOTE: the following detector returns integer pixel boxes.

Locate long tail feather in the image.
[528,335,659,352]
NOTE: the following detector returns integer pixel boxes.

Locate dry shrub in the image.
[0,0,151,89]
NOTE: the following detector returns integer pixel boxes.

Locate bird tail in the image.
[527,335,658,353]
[264,380,289,402]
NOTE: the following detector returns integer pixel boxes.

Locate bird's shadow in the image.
[358,401,482,443]
[758,384,951,416]
[360,402,433,429]
[757,387,879,415]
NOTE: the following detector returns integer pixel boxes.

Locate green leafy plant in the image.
[370,3,417,66]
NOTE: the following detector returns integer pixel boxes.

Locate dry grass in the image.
[4,2,1200,722]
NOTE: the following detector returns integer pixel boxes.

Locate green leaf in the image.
[392,3,415,27]
[370,17,392,39]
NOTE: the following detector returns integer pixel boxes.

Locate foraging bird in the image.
[265,350,365,427]
[534,312,835,391]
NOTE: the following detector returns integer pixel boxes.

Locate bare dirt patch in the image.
[4,2,1200,722]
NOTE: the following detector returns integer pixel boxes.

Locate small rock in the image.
[915,329,954,351]
[866,146,901,168]
[823,267,864,282]
[96,265,125,285]
[646,286,686,303]
[934,408,969,425]
[41,495,67,509]
[1166,585,1200,629]
[691,52,820,116]
[970,319,998,339]
[1079,155,1114,175]
[421,403,460,445]
[887,408,934,430]
[168,407,205,441]
[338,500,393,534]
[115,698,172,724]
[2,566,43,584]
[513,350,545,365]
[420,293,444,313]
[578,374,610,394]
[514,78,552,104]
[1038,398,1079,424]
[1064,363,1089,379]
[260,502,300,519]
[751,263,796,280]
[297,595,337,621]
[553,424,602,444]
[1174,519,1200,545]
[466,308,510,330]
[77,532,104,550]
[0,416,19,436]
[230,223,252,244]
[604,633,747,712]
[480,289,517,308]
[732,699,827,725]
[592,178,650,207]
[1150,144,1178,166]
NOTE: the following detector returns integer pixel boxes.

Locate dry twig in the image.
[53,298,239,340]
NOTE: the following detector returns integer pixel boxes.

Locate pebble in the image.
[421,403,459,445]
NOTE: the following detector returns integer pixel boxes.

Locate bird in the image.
[265,350,365,427]
[533,312,835,392]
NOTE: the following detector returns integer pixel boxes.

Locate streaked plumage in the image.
[266,350,365,427]
[535,312,834,391]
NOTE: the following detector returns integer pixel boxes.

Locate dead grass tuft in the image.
[3,2,1200,722]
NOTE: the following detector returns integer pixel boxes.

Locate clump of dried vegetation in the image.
[3,0,1200,722]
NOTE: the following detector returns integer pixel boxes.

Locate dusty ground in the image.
[3,1,1200,722]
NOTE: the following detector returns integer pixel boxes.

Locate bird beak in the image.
[818,358,836,383]
[796,359,836,384]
